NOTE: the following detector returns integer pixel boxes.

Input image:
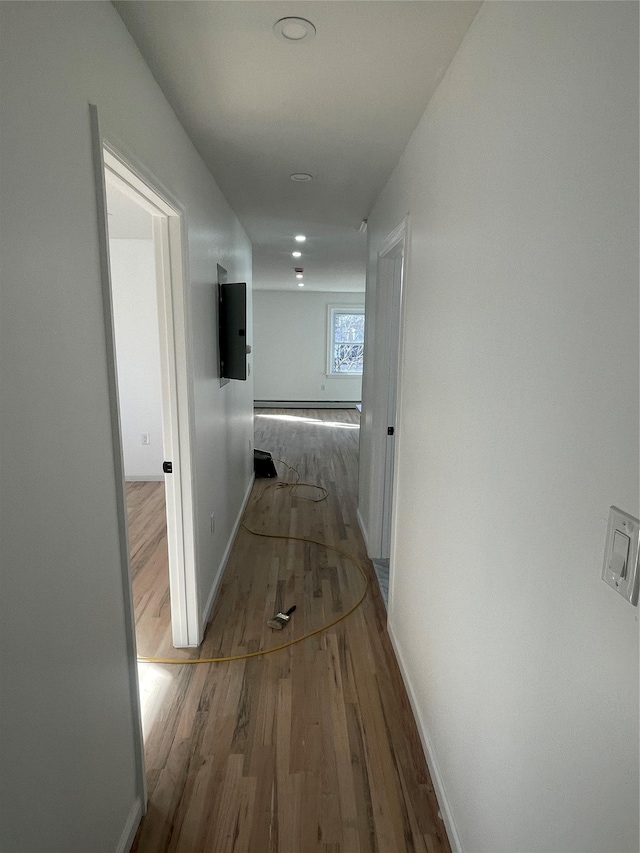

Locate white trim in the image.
[356,507,371,556]
[324,373,362,380]
[255,400,360,409]
[387,622,463,853]
[166,212,199,644]
[386,216,411,612]
[102,146,200,649]
[200,474,256,630]
[114,797,143,853]
[379,218,408,258]
[89,104,147,815]
[326,304,365,377]
[151,215,196,648]
[124,475,164,483]
[367,216,410,580]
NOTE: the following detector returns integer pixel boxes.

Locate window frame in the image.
[326,305,365,377]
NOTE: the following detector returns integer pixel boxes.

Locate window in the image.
[327,306,365,375]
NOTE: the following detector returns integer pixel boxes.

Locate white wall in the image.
[253,290,363,402]
[110,239,165,480]
[0,3,252,851]
[360,3,639,852]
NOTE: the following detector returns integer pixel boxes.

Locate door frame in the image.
[90,109,200,652]
[379,232,405,559]
[374,218,409,601]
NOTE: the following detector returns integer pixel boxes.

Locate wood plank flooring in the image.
[126,480,172,659]
[128,408,450,853]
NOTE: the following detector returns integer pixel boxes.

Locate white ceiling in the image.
[113,1,480,291]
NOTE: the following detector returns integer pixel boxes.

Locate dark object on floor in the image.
[267,605,296,630]
[254,448,278,478]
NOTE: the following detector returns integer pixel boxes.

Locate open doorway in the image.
[105,181,172,739]
[100,147,200,743]
[99,148,200,629]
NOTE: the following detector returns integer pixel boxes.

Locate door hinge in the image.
[163,461,173,474]
[387,427,394,436]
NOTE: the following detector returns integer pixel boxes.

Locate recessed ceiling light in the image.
[273,17,316,42]
[292,251,302,258]
[290,173,313,182]
[298,282,305,287]
[295,235,306,243]
[296,274,303,279]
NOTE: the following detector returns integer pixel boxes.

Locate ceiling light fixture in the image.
[295,235,306,243]
[292,251,302,258]
[290,173,313,182]
[273,17,316,43]
[298,282,305,287]
[296,273,303,279]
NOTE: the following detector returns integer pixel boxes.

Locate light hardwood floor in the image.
[127,408,450,853]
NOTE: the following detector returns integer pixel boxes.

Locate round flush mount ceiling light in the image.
[295,234,306,243]
[298,282,305,287]
[296,273,303,279]
[292,251,302,258]
[290,173,313,182]
[273,17,316,42]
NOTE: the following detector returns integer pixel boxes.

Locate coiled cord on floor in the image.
[137,461,369,665]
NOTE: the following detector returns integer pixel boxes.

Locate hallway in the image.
[130,408,449,852]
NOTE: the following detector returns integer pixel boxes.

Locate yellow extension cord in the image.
[137,466,369,666]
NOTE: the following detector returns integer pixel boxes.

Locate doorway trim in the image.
[90,108,200,656]
[90,104,146,820]
[102,149,199,649]
[373,217,409,605]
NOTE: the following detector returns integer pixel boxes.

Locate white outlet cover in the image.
[602,506,640,605]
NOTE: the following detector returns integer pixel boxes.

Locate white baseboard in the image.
[254,400,359,409]
[124,474,163,482]
[387,621,463,853]
[356,506,385,562]
[200,474,255,630]
[115,797,143,853]
[356,507,370,555]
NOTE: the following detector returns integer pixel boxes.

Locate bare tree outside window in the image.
[329,308,365,374]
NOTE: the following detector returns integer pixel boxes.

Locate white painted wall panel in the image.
[110,239,165,480]
[253,290,363,402]
[0,3,252,850]
[360,3,639,851]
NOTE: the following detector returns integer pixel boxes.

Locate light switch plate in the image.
[602,506,640,605]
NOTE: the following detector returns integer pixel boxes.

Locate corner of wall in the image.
[386,622,463,853]
[115,797,143,853]
[200,473,255,631]
[356,507,371,557]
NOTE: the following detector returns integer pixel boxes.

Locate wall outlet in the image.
[210,513,216,535]
[141,433,150,445]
